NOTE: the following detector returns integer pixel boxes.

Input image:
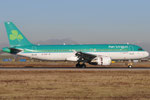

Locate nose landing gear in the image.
[127,62,133,68]
[128,65,132,68]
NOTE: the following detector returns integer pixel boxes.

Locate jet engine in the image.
[90,56,111,65]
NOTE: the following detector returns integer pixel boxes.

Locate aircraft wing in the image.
[75,51,97,63]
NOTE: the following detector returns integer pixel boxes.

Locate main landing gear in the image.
[76,62,86,68]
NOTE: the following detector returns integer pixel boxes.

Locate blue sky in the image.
[0,0,150,44]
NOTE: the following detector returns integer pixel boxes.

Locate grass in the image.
[0,70,150,100]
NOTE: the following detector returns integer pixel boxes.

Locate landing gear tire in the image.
[128,65,132,68]
[76,63,80,68]
[76,63,86,68]
[81,64,86,68]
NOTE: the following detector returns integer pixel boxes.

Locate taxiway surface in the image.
[0,67,150,71]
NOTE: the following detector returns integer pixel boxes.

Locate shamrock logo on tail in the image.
[10,30,23,41]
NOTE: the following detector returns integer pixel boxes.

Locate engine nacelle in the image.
[90,56,111,65]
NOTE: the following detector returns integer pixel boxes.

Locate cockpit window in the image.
[138,48,143,51]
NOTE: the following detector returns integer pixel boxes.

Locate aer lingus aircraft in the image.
[2,22,149,68]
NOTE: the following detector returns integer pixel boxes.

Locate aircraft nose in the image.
[144,51,149,57]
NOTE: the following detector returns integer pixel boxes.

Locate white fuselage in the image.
[18,51,149,61]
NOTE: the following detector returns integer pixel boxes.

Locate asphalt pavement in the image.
[0,67,150,71]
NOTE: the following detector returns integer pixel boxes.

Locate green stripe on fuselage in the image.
[15,44,144,53]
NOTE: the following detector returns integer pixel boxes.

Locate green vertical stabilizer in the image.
[5,22,32,47]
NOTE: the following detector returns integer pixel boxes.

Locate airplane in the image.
[2,22,149,68]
